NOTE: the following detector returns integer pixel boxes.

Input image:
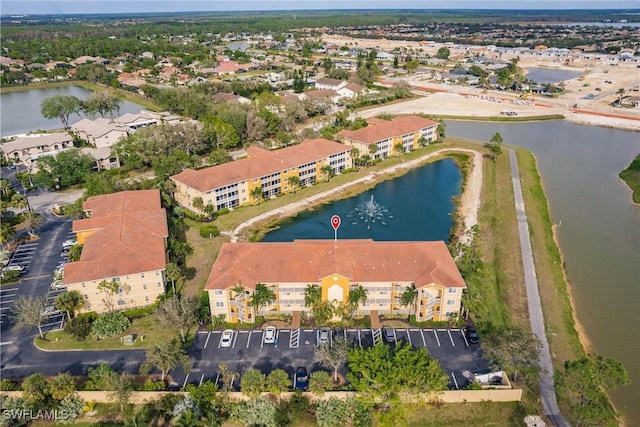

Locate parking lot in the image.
[177,326,487,391]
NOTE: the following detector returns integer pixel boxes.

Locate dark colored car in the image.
[463,327,480,344]
[381,326,395,343]
[295,367,309,390]
[332,326,344,338]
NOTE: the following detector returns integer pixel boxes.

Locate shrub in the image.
[0,269,21,284]
[0,379,19,391]
[90,312,131,339]
[67,314,95,341]
[216,208,230,215]
[140,379,166,391]
[199,224,220,239]
[123,304,157,319]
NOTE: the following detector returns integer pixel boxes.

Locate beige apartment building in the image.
[206,239,466,324]
[63,190,169,314]
[170,138,353,213]
[337,115,439,159]
[0,133,74,164]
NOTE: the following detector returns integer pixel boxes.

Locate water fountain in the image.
[348,195,393,230]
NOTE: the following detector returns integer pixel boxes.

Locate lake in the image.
[444,120,640,425]
[0,85,146,137]
[524,67,582,84]
[262,158,462,242]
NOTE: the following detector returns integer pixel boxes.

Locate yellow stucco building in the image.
[205,239,466,324]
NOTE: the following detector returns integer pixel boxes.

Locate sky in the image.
[1,0,638,15]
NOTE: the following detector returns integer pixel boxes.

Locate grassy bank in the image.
[433,114,565,122]
[619,153,640,204]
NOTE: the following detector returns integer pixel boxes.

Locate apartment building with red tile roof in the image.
[337,115,440,159]
[170,138,352,213]
[63,190,169,313]
[206,239,466,323]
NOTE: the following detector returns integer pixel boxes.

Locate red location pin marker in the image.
[331,215,341,230]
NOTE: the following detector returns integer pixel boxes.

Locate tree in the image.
[359,154,372,167]
[10,295,48,338]
[22,373,51,407]
[347,342,448,399]
[155,295,199,343]
[292,70,307,93]
[82,93,121,119]
[249,283,276,318]
[165,262,182,294]
[218,363,237,393]
[97,279,119,313]
[400,284,418,317]
[140,338,192,381]
[437,122,446,142]
[435,47,451,60]
[240,368,266,398]
[287,175,300,194]
[314,336,351,382]
[616,87,625,106]
[485,132,503,159]
[250,186,263,205]
[347,285,368,319]
[40,95,81,130]
[308,370,332,395]
[350,147,360,171]
[265,369,290,401]
[304,284,321,309]
[368,143,378,158]
[405,61,419,74]
[184,380,220,419]
[55,290,84,320]
[192,196,204,212]
[91,312,131,339]
[23,211,43,238]
[203,116,240,150]
[311,300,334,326]
[32,149,95,190]
[321,165,334,182]
[394,142,404,156]
[47,372,76,401]
[483,326,541,382]
[393,55,399,69]
[556,353,629,426]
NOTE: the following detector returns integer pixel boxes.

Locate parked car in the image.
[264,326,277,344]
[381,326,395,343]
[318,327,330,345]
[463,326,480,344]
[3,265,24,274]
[51,280,65,290]
[220,329,234,347]
[40,305,57,316]
[295,367,309,391]
[332,326,344,338]
[62,239,77,249]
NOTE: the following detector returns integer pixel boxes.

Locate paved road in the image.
[508,149,570,427]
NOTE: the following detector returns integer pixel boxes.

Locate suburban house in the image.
[337,115,439,159]
[314,77,348,91]
[205,239,466,324]
[0,133,74,164]
[63,190,169,314]
[170,138,353,213]
[336,82,366,99]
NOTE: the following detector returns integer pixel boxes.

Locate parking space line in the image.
[460,329,469,347]
[247,331,255,348]
[402,329,412,346]
[447,329,455,347]
[450,372,459,390]
[1,293,16,297]
[357,329,362,347]
[289,328,300,348]
[182,374,189,388]
[432,329,441,346]
[198,330,208,334]
[232,331,239,348]
[203,331,211,349]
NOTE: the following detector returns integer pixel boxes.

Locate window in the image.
[141,273,145,278]
[84,294,89,299]
[214,290,223,295]
[215,302,224,307]
[117,300,126,306]
[145,296,149,302]
[448,288,457,294]
[143,285,147,290]
[446,299,456,306]
[113,277,120,283]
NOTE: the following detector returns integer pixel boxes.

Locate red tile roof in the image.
[337,115,439,145]
[205,240,466,291]
[171,138,350,193]
[64,190,168,285]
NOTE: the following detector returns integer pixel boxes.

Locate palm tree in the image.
[312,300,334,326]
[368,143,378,158]
[400,284,418,318]
[394,142,404,156]
[165,262,182,294]
[347,285,368,318]
[287,175,300,194]
[54,290,84,321]
[350,147,360,171]
[0,179,10,196]
[320,165,333,182]
[249,283,276,317]
[231,284,248,323]
[250,186,263,205]
[304,284,321,309]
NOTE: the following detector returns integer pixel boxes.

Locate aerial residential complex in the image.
[206,239,466,323]
[171,138,353,212]
[337,115,439,159]
[63,190,169,314]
